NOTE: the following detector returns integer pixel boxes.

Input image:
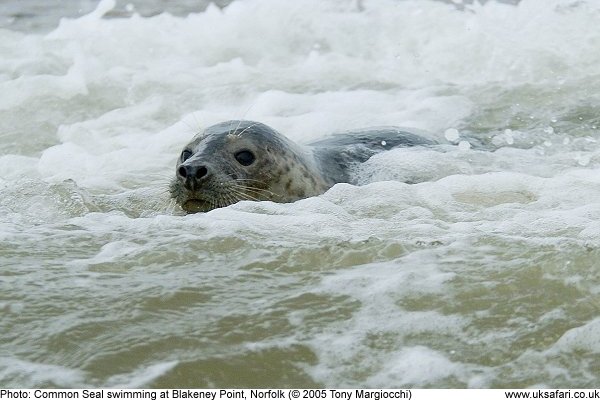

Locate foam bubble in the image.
[458,140,471,151]
[366,346,466,387]
[0,357,84,387]
[444,128,460,142]
[551,319,600,354]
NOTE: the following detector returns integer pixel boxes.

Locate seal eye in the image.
[181,150,192,162]
[234,150,255,166]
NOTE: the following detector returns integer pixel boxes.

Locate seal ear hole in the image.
[234,150,255,166]
[181,149,193,162]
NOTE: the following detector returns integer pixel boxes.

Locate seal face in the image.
[169,121,331,213]
[170,120,438,213]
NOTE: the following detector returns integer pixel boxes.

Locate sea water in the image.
[1,0,600,388]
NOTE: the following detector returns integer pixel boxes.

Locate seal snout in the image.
[177,163,209,191]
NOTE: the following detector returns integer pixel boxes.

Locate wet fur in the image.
[170,120,437,213]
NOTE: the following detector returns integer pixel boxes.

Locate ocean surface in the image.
[2,0,600,388]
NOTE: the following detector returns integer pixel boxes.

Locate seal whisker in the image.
[164,198,179,214]
[148,197,174,213]
[216,187,239,208]
[232,119,245,137]
[235,186,280,199]
[218,191,234,208]
[227,186,256,200]
[210,196,219,211]
[229,182,262,195]
[233,178,269,184]
[230,101,257,136]
[233,178,277,190]
[232,181,280,198]
[190,112,203,135]
[229,192,246,205]
[181,119,196,135]
[149,183,174,195]
[220,194,233,208]
[236,121,261,137]
[228,186,260,202]
[226,191,248,207]
[236,102,256,123]
[232,179,270,189]
[228,119,236,136]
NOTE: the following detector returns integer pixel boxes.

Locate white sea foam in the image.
[0,357,85,387]
[2,0,600,388]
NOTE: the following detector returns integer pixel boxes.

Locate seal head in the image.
[169,121,331,213]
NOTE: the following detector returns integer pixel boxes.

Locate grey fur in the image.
[170,120,437,213]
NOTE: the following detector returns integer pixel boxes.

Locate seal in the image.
[169,120,437,213]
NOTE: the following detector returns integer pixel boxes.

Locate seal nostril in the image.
[196,166,208,179]
[178,166,187,178]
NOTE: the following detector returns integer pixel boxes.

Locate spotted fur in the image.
[170,120,437,213]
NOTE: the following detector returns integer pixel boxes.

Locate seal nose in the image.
[178,164,209,190]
